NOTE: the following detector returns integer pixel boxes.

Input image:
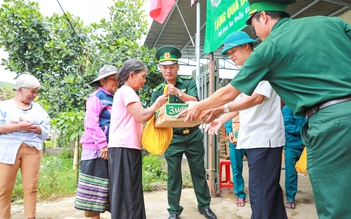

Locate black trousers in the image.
[247,147,287,219]
[108,148,146,219]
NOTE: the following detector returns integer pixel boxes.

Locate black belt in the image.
[173,126,199,135]
[305,96,351,119]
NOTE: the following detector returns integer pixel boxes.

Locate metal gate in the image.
[191,58,224,197]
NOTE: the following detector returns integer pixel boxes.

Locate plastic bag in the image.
[142,85,173,155]
[142,114,173,155]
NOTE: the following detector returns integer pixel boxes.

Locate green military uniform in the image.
[233,2,351,217]
[233,16,351,116]
[151,76,211,215]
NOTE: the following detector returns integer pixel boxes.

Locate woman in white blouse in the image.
[0,73,50,219]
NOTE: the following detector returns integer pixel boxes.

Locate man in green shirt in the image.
[151,45,216,219]
[178,0,351,218]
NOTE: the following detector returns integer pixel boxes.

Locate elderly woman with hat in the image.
[74,65,118,219]
[0,73,50,219]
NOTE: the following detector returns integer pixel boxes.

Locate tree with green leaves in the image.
[0,0,163,147]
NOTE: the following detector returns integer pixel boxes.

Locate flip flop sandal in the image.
[236,198,245,207]
[285,200,296,209]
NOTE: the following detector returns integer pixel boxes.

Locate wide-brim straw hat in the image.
[89,65,118,86]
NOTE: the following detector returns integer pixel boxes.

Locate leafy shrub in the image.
[142,154,168,192]
[38,157,63,199]
[50,112,85,149]
[58,149,74,159]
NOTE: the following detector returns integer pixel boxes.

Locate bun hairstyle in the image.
[117,59,147,87]
[14,72,41,91]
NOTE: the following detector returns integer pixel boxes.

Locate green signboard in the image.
[204,0,250,54]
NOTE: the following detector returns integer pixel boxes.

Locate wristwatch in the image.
[223,104,230,113]
[178,89,183,97]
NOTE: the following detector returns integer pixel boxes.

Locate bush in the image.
[142,154,168,192]
[58,149,74,159]
[37,157,77,200]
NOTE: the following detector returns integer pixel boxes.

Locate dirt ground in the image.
[11,161,318,219]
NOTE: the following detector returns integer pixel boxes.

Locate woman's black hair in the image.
[91,81,102,90]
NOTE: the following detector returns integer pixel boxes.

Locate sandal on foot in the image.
[236,198,245,207]
[285,200,296,209]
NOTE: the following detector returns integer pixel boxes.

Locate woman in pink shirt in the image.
[108,59,167,219]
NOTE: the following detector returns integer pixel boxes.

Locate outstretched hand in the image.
[204,119,222,135]
[176,101,201,122]
[201,108,221,124]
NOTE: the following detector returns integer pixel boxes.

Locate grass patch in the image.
[12,155,78,203]
[12,151,193,202]
[37,156,78,200]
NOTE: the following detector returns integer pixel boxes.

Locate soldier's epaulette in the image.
[180,75,192,80]
[153,83,164,92]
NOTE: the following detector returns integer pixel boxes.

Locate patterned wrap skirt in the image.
[75,157,110,213]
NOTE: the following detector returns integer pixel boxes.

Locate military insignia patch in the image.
[153,83,165,92]
[164,52,170,59]
[180,75,192,80]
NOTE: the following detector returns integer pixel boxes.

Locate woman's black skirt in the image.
[108,147,146,219]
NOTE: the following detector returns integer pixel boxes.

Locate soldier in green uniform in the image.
[178,1,351,218]
[151,45,217,219]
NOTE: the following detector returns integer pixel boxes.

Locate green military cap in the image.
[246,0,296,25]
[156,45,182,66]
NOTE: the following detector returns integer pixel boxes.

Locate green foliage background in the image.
[0,0,164,146]
[0,82,15,100]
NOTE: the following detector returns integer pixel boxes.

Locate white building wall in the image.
[340,10,351,24]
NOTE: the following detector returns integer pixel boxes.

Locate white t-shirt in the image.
[108,85,143,150]
[0,99,50,164]
[236,81,285,149]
